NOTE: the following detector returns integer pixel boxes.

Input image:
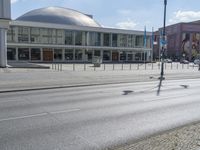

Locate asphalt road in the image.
[1,78,200,150]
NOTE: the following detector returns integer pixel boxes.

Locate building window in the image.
[118,34,127,47]
[94,50,101,56]
[65,49,73,60]
[7,48,16,60]
[128,35,135,47]
[120,51,126,61]
[40,28,49,44]
[88,32,101,46]
[112,34,118,47]
[18,48,29,60]
[18,27,29,43]
[7,26,16,43]
[54,49,62,61]
[75,31,82,45]
[103,33,110,46]
[135,36,143,47]
[57,29,64,45]
[75,49,83,60]
[31,48,41,60]
[103,50,111,61]
[65,30,73,45]
[30,28,40,43]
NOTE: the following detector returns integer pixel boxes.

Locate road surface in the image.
[0,78,200,149]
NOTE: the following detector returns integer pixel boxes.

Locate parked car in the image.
[164,59,172,63]
[180,59,189,64]
[194,59,200,64]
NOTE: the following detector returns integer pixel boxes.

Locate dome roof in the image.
[16,7,101,27]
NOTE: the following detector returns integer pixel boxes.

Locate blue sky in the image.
[11,0,200,31]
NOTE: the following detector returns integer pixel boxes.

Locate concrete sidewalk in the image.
[0,66,199,92]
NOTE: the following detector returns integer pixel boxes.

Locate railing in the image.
[51,62,198,72]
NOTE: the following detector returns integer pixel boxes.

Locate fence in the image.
[51,62,198,72]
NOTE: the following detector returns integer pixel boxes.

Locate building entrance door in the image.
[43,48,53,61]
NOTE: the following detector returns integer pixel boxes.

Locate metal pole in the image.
[84,63,86,71]
[73,64,75,71]
[160,0,167,79]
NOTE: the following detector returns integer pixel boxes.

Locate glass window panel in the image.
[103,50,111,61]
[18,48,29,60]
[75,49,83,60]
[54,49,63,60]
[31,48,41,60]
[7,48,16,60]
[65,49,74,60]
[112,34,118,47]
[135,36,143,47]
[88,32,101,46]
[57,29,64,44]
[30,28,40,43]
[118,34,127,47]
[128,35,135,47]
[75,31,82,45]
[18,27,29,43]
[65,30,73,45]
[40,28,49,44]
[103,33,110,46]
[7,26,16,43]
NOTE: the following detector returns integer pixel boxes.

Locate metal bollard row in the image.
[52,63,62,71]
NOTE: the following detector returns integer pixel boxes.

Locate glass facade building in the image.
[7,7,152,62]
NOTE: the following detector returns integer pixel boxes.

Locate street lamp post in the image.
[160,0,167,78]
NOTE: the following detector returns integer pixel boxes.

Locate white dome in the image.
[16,7,101,27]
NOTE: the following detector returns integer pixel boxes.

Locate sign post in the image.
[0,0,11,68]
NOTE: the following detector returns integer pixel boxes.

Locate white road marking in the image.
[0,108,81,122]
[50,108,81,114]
[0,112,48,122]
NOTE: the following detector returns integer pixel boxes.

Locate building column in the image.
[101,33,103,46]
[16,47,18,61]
[40,48,43,61]
[82,49,85,62]
[0,0,11,67]
[73,48,75,61]
[100,50,103,59]
[29,48,31,61]
[118,50,120,62]
[110,50,112,62]
[126,52,128,61]
[0,29,7,67]
[62,48,65,61]
[132,52,135,61]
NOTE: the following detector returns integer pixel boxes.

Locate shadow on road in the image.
[122,90,134,95]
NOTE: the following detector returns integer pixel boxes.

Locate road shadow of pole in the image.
[157,0,167,96]
[157,74,164,96]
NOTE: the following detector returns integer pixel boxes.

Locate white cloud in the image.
[116,19,137,30]
[11,0,19,4]
[169,10,200,24]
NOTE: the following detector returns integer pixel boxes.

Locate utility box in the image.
[92,56,102,67]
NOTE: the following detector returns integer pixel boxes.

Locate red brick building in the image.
[154,21,200,61]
